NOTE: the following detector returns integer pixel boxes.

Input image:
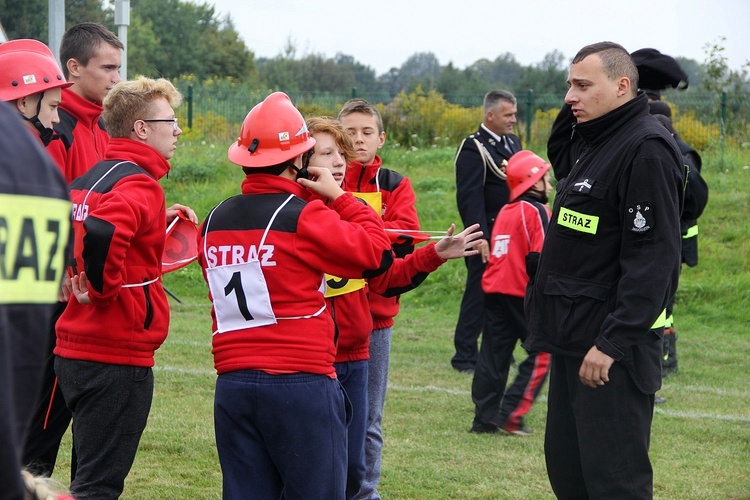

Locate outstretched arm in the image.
[434,223,483,260]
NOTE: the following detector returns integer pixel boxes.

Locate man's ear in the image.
[377,130,386,149]
[132,120,148,140]
[66,58,81,78]
[15,97,27,115]
[617,76,632,97]
[15,95,38,117]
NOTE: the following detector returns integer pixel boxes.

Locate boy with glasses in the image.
[53,77,197,499]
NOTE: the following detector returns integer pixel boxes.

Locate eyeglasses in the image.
[141,118,179,130]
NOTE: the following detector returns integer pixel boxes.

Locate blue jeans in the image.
[355,327,392,500]
[335,360,369,499]
[214,370,349,500]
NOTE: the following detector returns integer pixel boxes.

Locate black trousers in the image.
[471,294,549,427]
[22,301,75,479]
[55,358,153,500]
[452,254,486,370]
[545,355,655,499]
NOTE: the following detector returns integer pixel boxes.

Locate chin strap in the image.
[293,149,314,180]
[21,91,59,146]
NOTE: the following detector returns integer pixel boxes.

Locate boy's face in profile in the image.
[340,111,385,166]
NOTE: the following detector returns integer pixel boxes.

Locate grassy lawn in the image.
[51,142,750,498]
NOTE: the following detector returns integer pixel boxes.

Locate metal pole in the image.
[720,91,727,168]
[114,0,130,79]
[48,0,65,67]
[188,85,194,129]
[526,89,534,145]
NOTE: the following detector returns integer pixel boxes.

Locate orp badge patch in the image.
[627,203,654,233]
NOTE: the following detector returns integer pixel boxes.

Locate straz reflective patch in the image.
[0,194,71,304]
[558,207,599,234]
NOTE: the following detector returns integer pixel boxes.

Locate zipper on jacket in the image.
[142,279,154,330]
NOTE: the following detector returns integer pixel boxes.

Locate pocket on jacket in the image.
[543,272,613,351]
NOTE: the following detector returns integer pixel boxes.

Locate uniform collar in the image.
[104,138,171,180]
[573,92,650,146]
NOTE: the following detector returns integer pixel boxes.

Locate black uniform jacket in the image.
[524,93,684,394]
[675,135,708,267]
[454,125,521,238]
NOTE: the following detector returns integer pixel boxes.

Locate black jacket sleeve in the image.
[547,103,580,181]
[681,155,709,221]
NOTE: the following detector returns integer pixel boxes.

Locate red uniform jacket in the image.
[47,88,109,183]
[55,139,171,367]
[331,243,446,362]
[343,155,420,328]
[482,196,550,298]
[198,174,394,377]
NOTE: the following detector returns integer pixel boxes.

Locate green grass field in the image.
[52,141,750,498]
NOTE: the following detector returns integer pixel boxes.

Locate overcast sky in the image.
[209,0,749,77]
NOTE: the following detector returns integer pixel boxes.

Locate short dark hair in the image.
[60,23,123,79]
[242,163,290,176]
[483,89,516,114]
[648,100,672,119]
[572,42,639,93]
[337,99,384,134]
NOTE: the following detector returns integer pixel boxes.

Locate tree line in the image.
[2,0,748,99]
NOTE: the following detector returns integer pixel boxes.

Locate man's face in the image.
[340,111,384,166]
[310,132,346,186]
[17,87,62,130]
[486,100,517,136]
[565,54,623,123]
[70,42,122,104]
[37,88,63,129]
[142,97,181,160]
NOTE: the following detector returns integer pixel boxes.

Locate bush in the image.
[383,87,480,148]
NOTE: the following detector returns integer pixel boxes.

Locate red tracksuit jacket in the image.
[343,155,420,328]
[198,174,394,377]
[55,139,171,367]
[47,88,109,184]
[331,242,447,363]
[482,195,551,298]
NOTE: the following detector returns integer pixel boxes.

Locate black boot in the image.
[662,328,678,375]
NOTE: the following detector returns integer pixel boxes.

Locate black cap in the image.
[631,48,689,91]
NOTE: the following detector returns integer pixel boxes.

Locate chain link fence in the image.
[176,83,749,156]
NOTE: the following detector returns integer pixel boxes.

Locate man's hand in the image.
[166,203,199,225]
[298,166,345,200]
[477,238,490,263]
[435,223,483,260]
[579,346,615,388]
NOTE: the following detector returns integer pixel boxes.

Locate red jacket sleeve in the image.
[295,192,394,279]
[368,242,445,296]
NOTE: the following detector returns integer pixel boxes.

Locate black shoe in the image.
[469,422,500,434]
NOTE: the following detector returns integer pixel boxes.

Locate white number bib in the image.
[206,259,276,334]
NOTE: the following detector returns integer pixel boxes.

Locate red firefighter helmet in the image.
[228,92,316,167]
[506,150,550,200]
[0,39,72,102]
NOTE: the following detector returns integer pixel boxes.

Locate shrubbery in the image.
[172,76,745,155]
